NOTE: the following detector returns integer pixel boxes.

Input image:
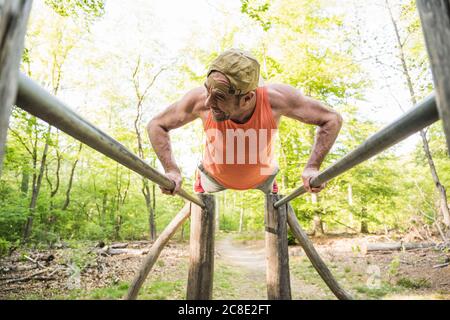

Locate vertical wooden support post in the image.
[187,194,215,300]
[417,0,450,151]
[265,194,291,300]
[0,0,33,175]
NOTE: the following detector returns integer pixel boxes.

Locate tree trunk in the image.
[420,131,450,227]
[215,194,220,232]
[23,125,51,242]
[360,207,369,234]
[62,143,82,210]
[141,179,155,240]
[311,193,324,236]
[100,191,108,228]
[222,191,227,229]
[20,168,29,196]
[239,194,244,233]
[348,184,354,225]
[114,215,122,240]
[132,59,165,241]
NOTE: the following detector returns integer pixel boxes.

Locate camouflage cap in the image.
[207,48,260,95]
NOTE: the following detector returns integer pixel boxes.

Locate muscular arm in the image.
[146,87,204,177]
[269,84,343,191]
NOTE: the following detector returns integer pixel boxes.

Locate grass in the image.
[354,282,403,299]
[396,277,431,289]
[289,255,410,300]
[232,231,265,242]
[212,261,266,299]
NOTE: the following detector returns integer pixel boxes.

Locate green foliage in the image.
[397,277,431,289]
[0,238,12,257]
[89,282,129,300]
[44,0,105,20]
[354,282,401,299]
[287,230,296,245]
[240,0,272,31]
[388,256,401,278]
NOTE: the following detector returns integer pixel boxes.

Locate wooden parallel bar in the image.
[15,74,204,208]
[417,0,450,152]
[0,0,33,175]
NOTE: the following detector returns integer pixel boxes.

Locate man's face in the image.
[204,72,240,122]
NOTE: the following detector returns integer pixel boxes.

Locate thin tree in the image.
[131,56,167,240]
[385,0,450,230]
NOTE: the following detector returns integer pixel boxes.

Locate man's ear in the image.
[244,91,255,103]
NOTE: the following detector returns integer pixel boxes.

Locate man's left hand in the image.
[301,167,326,193]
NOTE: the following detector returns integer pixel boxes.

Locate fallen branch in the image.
[97,246,148,256]
[363,242,436,254]
[0,268,50,285]
[433,262,449,269]
[24,255,45,268]
[110,243,128,249]
[0,264,37,273]
[107,248,148,255]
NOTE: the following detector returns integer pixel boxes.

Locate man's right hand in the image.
[160,170,183,195]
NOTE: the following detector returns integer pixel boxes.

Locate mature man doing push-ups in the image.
[147,49,343,196]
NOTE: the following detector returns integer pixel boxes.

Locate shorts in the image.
[194,162,279,194]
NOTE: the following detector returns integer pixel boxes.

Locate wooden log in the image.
[286,204,352,300]
[265,194,291,300]
[110,243,128,249]
[0,0,33,175]
[186,194,215,300]
[0,268,49,285]
[363,242,435,253]
[125,203,191,300]
[417,0,450,150]
[433,262,449,269]
[105,248,148,255]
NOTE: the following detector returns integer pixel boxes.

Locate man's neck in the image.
[230,97,257,124]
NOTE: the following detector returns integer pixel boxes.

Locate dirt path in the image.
[215,235,331,299]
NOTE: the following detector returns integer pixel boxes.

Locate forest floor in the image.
[1,232,449,300]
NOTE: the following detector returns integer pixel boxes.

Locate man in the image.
[147,49,342,196]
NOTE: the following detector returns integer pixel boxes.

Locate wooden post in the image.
[187,194,215,300]
[286,204,352,300]
[0,0,33,175]
[265,194,291,300]
[125,203,191,300]
[417,0,450,151]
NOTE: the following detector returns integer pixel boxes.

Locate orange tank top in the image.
[202,86,278,190]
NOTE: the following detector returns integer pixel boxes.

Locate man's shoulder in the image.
[182,86,209,115]
[265,83,298,111]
